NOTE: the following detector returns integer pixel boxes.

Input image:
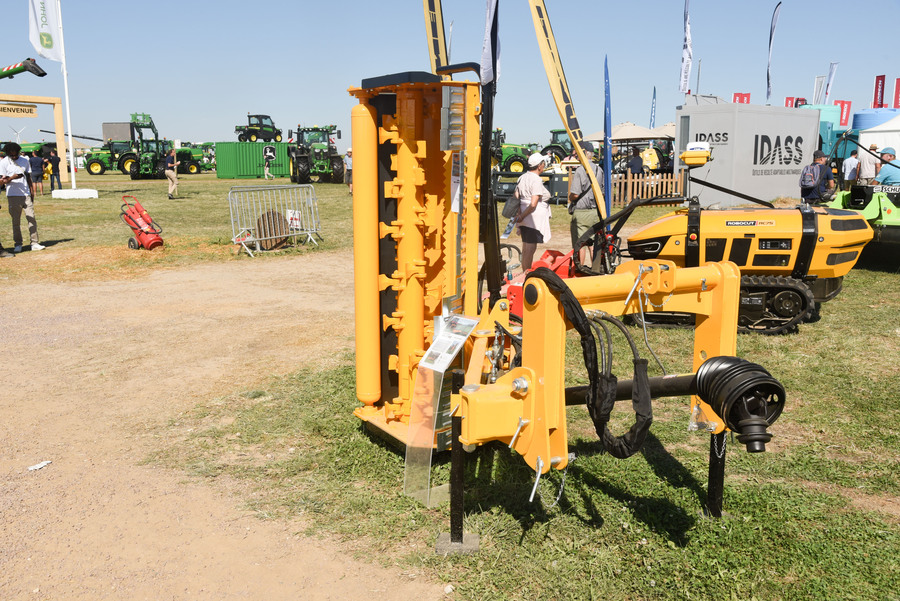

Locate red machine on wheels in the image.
[120,195,163,250]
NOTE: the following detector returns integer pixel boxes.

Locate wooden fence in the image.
[605,170,686,209]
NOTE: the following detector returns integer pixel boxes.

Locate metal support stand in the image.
[704,431,727,518]
[436,370,480,555]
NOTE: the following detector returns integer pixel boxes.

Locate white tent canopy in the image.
[858,114,900,154]
[585,122,660,142]
[651,122,676,139]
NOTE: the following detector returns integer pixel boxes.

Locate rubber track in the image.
[738,274,815,335]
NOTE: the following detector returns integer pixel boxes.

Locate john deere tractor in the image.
[287,125,343,183]
[236,114,282,142]
[490,128,536,172]
[541,128,575,165]
[84,139,138,175]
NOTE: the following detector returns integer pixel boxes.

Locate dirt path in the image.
[0,250,446,600]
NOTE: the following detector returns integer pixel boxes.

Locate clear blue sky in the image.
[3,1,898,152]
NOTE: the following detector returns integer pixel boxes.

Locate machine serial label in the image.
[726,220,775,227]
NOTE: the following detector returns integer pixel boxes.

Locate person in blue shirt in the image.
[873,147,900,185]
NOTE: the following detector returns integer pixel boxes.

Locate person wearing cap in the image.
[873,147,900,185]
[857,143,880,185]
[343,148,353,194]
[800,149,834,202]
[512,152,552,270]
[568,141,604,266]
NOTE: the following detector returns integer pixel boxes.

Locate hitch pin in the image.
[508,417,529,449]
[624,263,649,308]
[528,456,544,502]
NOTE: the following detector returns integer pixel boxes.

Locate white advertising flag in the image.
[823,62,839,104]
[813,75,826,105]
[480,0,500,84]
[29,0,63,62]
[679,0,692,94]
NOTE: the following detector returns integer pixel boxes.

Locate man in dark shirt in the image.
[28,151,46,197]
[165,148,180,199]
[47,150,61,190]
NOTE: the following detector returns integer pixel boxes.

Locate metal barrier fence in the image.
[228,184,321,257]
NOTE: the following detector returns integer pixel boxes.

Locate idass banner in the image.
[894,78,900,109]
[784,97,795,108]
[732,93,751,104]
[28,0,62,62]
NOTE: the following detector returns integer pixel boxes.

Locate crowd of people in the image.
[800,144,900,202]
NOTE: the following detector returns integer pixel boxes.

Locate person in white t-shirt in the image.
[0,142,44,253]
[841,150,859,190]
[513,153,552,270]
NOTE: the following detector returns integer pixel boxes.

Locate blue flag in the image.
[649,86,657,129]
[603,56,612,218]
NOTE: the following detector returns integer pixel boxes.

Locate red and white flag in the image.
[873,75,886,108]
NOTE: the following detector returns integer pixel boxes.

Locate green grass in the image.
[9,175,900,600]
[149,268,900,601]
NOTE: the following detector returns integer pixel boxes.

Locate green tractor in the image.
[84,139,139,175]
[490,128,536,173]
[176,142,215,173]
[128,113,199,179]
[236,114,282,142]
[541,128,575,166]
[287,125,343,183]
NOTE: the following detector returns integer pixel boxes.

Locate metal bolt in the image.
[512,377,529,394]
[461,384,480,393]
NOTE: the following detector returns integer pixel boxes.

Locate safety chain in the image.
[640,287,675,309]
[713,432,727,459]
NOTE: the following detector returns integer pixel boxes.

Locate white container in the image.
[674,103,820,206]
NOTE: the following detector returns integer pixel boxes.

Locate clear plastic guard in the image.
[689,402,717,432]
[403,315,479,507]
[403,365,449,507]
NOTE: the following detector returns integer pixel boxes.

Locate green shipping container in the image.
[215,142,292,179]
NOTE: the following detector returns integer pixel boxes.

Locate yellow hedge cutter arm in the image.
[528,0,606,221]
[423,0,450,77]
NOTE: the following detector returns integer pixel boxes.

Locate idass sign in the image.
[752,134,804,165]
[675,103,818,207]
